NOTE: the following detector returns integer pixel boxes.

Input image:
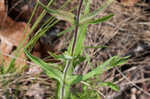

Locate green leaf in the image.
[67,0,91,56]
[57,26,75,36]
[48,51,61,59]
[48,51,73,60]
[99,82,120,92]
[86,14,114,24]
[80,0,113,24]
[68,56,128,84]
[24,49,62,82]
[83,0,91,15]
[67,24,88,56]
[72,55,86,67]
[82,56,128,81]
[38,1,75,24]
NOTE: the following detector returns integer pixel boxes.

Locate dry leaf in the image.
[0,0,30,68]
[120,0,139,6]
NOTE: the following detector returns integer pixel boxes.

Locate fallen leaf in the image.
[0,0,30,68]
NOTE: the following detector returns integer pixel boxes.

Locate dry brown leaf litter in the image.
[81,1,150,98]
[0,0,30,68]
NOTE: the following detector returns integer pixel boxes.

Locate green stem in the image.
[71,0,83,56]
[60,0,83,99]
[60,60,71,99]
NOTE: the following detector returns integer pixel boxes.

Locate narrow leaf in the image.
[57,26,75,36]
[82,56,128,81]
[87,14,114,24]
[99,82,120,92]
[38,1,75,24]
[48,51,73,60]
[24,49,62,82]
[67,24,88,56]
[68,56,128,84]
[80,0,113,23]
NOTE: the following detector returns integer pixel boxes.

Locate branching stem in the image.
[60,0,83,99]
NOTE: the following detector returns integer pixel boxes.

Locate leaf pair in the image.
[37,0,114,26]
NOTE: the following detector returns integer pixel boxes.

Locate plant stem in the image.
[60,0,83,99]
[71,0,83,56]
[60,60,71,99]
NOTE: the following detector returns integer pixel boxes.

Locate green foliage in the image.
[71,89,100,99]
[67,56,128,85]
[99,82,120,92]
[24,0,128,99]
[37,0,113,26]
[80,0,113,24]
[86,14,114,24]
[25,50,63,82]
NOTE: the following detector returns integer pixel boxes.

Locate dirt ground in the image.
[1,0,150,99]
